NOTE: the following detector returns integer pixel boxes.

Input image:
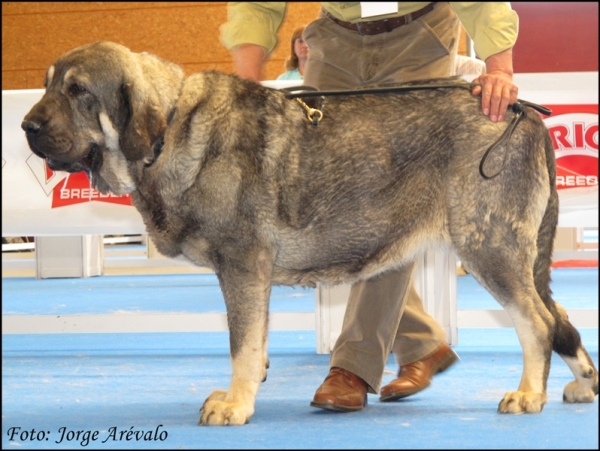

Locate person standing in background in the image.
[277,26,308,80]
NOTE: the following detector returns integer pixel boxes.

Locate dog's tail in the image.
[534,131,585,358]
[533,130,558,308]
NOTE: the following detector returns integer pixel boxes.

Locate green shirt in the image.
[220,2,518,61]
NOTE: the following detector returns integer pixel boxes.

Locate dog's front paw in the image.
[199,397,253,426]
[563,379,598,403]
[498,391,546,414]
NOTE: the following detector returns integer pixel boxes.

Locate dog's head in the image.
[21,41,184,194]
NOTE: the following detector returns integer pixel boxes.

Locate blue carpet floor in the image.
[2,268,598,449]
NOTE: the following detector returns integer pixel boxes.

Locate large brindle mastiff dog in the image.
[22,41,598,425]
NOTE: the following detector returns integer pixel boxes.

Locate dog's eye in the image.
[68,84,87,96]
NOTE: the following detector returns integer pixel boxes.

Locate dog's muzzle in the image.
[22,115,103,174]
[44,144,100,174]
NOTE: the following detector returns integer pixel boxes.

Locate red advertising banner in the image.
[49,171,133,208]
[542,104,598,191]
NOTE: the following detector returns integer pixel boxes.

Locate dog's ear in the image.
[119,82,166,163]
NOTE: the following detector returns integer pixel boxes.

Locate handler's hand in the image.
[471,48,518,122]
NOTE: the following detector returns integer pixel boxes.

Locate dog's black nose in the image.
[21,119,42,135]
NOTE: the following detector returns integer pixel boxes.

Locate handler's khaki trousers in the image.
[303,1,459,393]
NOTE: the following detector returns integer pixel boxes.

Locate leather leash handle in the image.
[516,99,552,116]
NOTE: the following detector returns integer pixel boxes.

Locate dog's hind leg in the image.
[199,247,274,426]
[531,179,599,404]
[455,129,597,412]
[455,207,556,414]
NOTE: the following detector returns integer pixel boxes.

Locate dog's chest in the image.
[130,189,183,256]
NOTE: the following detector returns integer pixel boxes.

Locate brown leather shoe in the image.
[379,342,459,402]
[310,367,368,412]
